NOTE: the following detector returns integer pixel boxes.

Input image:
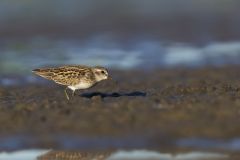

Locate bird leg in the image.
[72,90,75,97]
[64,87,70,100]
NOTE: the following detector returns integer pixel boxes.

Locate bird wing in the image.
[33,65,94,86]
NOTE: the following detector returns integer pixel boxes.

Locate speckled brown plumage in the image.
[32,65,109,100]
[33,65,96,86]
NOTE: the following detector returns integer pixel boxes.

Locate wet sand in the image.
[1,66,240,151]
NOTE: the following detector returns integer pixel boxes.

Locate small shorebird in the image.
[32,65,110,100]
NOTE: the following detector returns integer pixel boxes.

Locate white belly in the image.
[68,82,94,91]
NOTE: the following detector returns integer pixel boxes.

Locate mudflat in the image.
[0,66,240,148]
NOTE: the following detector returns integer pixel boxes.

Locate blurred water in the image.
[177,138,240,151]
[0,1,240,76]
[1,134,240,152]
[0,150,49,160]
[0,150,229,160]
[0,135,238,159]
[1,38,240,76]
[108,150,228,160]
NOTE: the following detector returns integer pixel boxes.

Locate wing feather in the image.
[33,65,95,86]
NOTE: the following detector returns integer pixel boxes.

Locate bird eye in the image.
[101,71,105,74]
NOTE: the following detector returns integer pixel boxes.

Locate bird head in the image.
[92,66,109,82]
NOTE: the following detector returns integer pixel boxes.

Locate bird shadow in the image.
[79,91,147,99]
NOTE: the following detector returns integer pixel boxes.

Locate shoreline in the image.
[0,66,240,150]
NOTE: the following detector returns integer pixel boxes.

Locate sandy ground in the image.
[1,66,240,154]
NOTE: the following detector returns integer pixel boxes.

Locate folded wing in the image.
[32,66,94,86]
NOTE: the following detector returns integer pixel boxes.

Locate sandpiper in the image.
[32,65,109,100]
